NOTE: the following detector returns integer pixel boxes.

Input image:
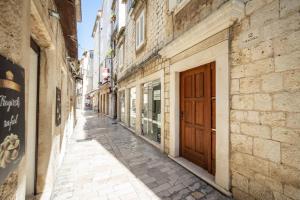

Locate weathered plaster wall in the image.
[0,0,30,199]
[230,0,300,199]
[0,0,77,199]
[31,0,77,198]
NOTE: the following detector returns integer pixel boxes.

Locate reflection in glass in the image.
[142,80,161,143]
[129,87,136,128]
[120,91,125,123]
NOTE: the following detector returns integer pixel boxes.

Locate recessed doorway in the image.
[26,38,40,196]
[180,62,216,175]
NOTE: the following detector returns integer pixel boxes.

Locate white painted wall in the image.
[93,20,100,90]
[81,51,94,108]
[99,0,112,83]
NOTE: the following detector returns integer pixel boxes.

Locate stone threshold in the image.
[168,156,232,197]
[118,122,162,151]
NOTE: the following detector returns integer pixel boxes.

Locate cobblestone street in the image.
[51,112,231,200]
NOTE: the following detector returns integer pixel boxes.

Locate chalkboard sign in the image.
[0,55,25,184]
[55,87,61,126]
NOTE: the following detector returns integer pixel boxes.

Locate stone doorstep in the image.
[168,156,233,197]
[117,121,163,151]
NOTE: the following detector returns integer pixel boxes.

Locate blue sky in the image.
[77,0,102,57]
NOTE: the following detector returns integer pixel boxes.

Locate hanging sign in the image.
[0,55,25,184]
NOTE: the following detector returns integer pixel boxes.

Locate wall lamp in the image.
[48,9,60,20]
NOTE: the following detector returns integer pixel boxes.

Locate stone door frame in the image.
[169,40,230,192]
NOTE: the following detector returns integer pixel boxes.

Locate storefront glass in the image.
[129,87,136,128]
[120,91,125,122]
[142,80,161,143]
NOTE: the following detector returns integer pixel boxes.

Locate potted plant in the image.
[106,48,115,57]
[111,13,116,22]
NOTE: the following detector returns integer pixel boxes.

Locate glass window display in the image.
[120,91,125,123]
[129,87,136,128]
[142,80,161,143]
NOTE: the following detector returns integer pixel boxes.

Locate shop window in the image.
[142,80,161,143]
[129,87,136,128]
[120,91,126,123]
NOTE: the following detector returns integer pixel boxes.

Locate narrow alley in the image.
[1,0,300,199]
[51,112,230,200]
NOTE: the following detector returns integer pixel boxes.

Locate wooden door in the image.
[180,62,216,175]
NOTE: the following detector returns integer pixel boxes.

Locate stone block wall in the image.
[120,0,170,77]
[173,0,228,38]
[230,0,300,199]
[119,0,233,155]
[118,0,300,198]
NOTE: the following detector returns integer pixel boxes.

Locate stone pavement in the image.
[51,112,231,200]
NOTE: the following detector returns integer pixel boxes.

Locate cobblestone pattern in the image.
[51,112,230,200]
[230,0,300,199]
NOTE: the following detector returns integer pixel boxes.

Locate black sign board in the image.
[0,55,25,184]
[55,87,61,126]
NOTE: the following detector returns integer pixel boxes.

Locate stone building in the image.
[0,0,81,199]
[112,0,300,199]
[95,0,115,117]
[80,50,94,110]
[91,11,102,113]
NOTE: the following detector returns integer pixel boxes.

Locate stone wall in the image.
[119,0,170,77]
[31,0,77,197]
[0,0,77,199]
[118,0,232,155]
[0,0,30,199]
[230,0,300,199]
[173,0,228,38]
[117,0,172,152]
[118,0,300,198]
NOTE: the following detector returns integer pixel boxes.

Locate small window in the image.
[119,44,124,68]
[135,10,145,49]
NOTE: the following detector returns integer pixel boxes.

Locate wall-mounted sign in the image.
[55,87,61,126]
[0,55,25,184]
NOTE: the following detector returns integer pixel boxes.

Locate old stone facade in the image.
[230,0,300,199]
[0,0,80,199]
[108,0,300,199]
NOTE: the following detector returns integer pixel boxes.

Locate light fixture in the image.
[48,9,60,20]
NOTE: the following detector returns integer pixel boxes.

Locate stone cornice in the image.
[159,0,245,59]
[117,50,160,83]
